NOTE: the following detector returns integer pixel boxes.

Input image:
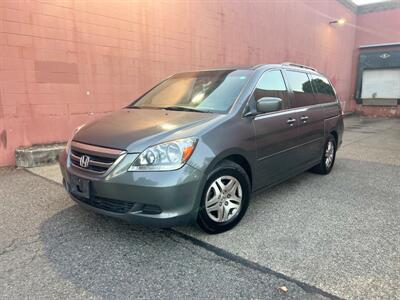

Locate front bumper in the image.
[59,150,205,227]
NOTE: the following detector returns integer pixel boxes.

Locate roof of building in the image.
[337,0,400,14]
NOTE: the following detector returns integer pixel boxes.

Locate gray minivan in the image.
[59,63,343,233]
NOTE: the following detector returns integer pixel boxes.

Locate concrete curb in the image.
[15,143,66,168]
[343,112,355,117]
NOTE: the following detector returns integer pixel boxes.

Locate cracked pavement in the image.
[1,117,400,299]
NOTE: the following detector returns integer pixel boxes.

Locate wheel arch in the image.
[330,130,338,145]
[205,150,253,188]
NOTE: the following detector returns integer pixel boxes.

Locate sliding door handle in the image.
[286,118,296,126]
[300,116,309,122]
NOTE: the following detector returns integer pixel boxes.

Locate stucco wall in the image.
[0,0,358,166]
[355,8,400,46]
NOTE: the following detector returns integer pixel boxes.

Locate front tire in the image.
[310,134,337,175]
[197,160,250,234]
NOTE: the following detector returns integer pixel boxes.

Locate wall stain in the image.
[0,130,7,149]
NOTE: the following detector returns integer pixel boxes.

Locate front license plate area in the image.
[70,175,90,199]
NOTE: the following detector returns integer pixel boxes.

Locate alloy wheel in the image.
[325,140,335,168]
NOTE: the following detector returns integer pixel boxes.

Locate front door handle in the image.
[300,116,309,123]
[286,118,296,126]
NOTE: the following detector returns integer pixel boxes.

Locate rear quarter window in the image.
[310,75,337,104]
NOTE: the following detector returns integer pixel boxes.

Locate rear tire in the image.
[197,160,250,234]
[310,134,337,175]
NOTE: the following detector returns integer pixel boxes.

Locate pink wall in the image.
[0,0,358,166]
[355,8,400,46]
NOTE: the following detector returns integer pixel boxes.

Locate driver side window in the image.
[254,70,290,110]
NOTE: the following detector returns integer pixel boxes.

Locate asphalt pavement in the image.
[180,117,400,299]
[1,117,399,299]
[0,169,327,299]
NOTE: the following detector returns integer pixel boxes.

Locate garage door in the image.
[361,69,400,99]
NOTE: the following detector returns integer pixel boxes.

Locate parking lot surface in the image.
[1,117,399,299]
[181,117,400,299]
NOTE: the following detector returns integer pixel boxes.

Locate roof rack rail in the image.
[281,62,317,72]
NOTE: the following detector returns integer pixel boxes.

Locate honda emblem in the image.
[79,155,90,168]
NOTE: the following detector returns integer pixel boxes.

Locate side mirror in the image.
[256,97,282,113]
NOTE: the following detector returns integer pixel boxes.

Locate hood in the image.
[73,108,221,152]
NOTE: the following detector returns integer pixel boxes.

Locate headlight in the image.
[128,138,198,171]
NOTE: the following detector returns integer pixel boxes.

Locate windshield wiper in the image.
[126,105,163,110]
[163,106,209,113]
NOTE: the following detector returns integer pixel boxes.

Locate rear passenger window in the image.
[285,71,314,108]
[254,70,289,109]
[310,75,336,104]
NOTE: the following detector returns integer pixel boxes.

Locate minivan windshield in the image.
[129,69,252,113]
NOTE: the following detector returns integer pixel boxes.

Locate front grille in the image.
[73,193,134,213]
[70,141,125,174]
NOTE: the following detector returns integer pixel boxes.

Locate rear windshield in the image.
[129,70,252,113]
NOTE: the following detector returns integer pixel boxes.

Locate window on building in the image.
[310,74,336,104]
[285,71,315,108]
[253,70,289,109]
[361,69,400,99]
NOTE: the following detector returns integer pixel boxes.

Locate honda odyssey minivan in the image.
[59,63,343,233]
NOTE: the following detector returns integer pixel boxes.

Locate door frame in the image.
[243,68,302,189]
